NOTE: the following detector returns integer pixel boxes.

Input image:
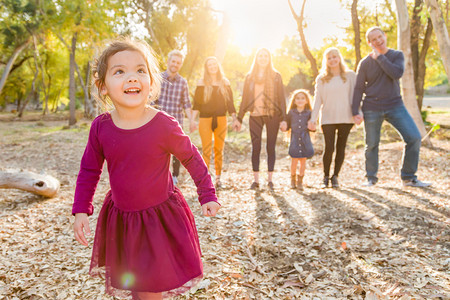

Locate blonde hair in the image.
[92,36,161,109]
[201,56,230,104]
[319,47,349,84]
[288,89,312,112]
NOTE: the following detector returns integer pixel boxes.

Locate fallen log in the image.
[0,169,60,198]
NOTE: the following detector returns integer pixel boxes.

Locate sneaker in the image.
[321,176,329,188]
[250,182,259,190]
[403,179,432,187]
[267,181,274,190]
[363,179,376,187]
[172,175,178,186]
[331,175,339,188]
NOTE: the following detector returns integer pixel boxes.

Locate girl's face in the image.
[206,59,219,76]
[101,50,151,110]
[326,51,341,69]
[256,50,270,69]
[294,93,307,110]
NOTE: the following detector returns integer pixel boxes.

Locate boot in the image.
[297,175,304,191]
[291,175,297,189]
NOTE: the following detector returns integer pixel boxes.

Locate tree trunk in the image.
[425,0,450,79]
[351,0,362,69]
[18,45,40,118]
[0,40,30,96]
[0,169,60,198]
[288,0,319,79]
[394,0,428,141]
[417,18,433,109]
[74,60,94,118]
[69,32,77,126]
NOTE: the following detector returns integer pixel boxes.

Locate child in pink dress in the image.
[72,37,220,300]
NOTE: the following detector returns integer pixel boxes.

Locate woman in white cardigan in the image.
[308,47,356,188]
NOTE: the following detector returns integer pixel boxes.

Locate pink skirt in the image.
[89,188,203,299]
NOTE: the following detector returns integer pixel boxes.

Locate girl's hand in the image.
[279,121,287,132]
[74,213,91,246]
[307,121,316,131]
[202,201,220,217]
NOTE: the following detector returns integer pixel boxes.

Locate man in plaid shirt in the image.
[157,50,195,186]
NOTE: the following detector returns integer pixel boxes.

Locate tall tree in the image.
[425,0,450,78]
[394,0,428,139]
[411,0,433,109]
[351,0,362,69]
[288,0,319,79]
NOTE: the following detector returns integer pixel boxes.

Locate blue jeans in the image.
[363,105,421,182]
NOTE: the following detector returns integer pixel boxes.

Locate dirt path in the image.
[0,119,449,299]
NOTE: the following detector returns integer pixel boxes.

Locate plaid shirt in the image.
[157,71,191,125]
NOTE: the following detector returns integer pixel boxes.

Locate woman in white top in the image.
[308,47,356,188]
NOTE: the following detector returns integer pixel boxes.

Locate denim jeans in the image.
[363,105,421,182]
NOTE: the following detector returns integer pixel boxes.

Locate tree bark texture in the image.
[425,0,450,79]
[352,0,362,70]
[394,0,428,139]
[69,32,78,126]
[0,170,60,198]
[288,0,319,79]
[0,40,30,96]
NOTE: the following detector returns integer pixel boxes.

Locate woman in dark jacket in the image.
[233,48,286,190]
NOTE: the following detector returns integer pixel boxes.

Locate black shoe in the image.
[322,176,329,188]
[250,182,259,190]
[331,175,339,188]
[268,181,274,190]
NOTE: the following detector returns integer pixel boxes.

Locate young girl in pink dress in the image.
[72,37,220,300]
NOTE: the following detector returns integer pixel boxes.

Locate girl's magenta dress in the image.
[72,111,218,298]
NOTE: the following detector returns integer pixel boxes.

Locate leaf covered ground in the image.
[0,115,449,299]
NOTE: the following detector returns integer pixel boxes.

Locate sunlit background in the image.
[209,0,351,53]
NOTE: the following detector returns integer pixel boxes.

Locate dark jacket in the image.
[237,72,286,122]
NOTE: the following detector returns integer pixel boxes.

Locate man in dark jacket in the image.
[352,27,431,187]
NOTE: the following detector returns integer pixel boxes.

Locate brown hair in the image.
[201,56,230,103]
[288,89,312,112]
[248,48,277,81]
[319,47,349,84]
[92,36,161,109]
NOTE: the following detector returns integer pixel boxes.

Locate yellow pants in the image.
[198,116,227,176]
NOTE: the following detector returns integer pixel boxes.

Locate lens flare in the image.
[121,272,135,288]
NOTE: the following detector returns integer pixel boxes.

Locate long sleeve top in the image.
[311,71,356,125]
[72,111,217,215]
[237,72,286,122]
[192,85,236,118]
[352,49,404,115]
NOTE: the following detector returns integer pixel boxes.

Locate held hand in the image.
[74,213,91,246]
[307,121,316,132]
[279,121,287,132]
[202,201,220,217]
[353,114,364,125]
[232,119,241,132]
[189,121,198,133]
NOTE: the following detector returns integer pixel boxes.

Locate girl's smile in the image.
[101,50,151,110]
[295,93,307,111]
